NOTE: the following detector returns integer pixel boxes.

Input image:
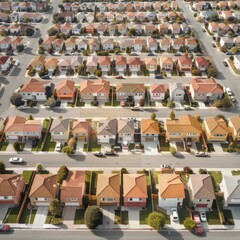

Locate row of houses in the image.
[0,1,48,12]
[193,1,240,11]
[0,12,42,23]
[0,36,23,51]
[29,55,206,76]
[60,1,179,13]
[3,113,240,147]
[208,22,240,35]
[0,23,35,36]
[41,36,197,53]
[1,170,240,209]
[48,22,191,36]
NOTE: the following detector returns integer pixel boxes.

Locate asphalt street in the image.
[1,152,240,169]
[3,229,240,240]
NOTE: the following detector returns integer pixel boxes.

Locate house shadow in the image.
[0,86,5,98]
[9,67,21,76]
[0,77,9,85]
[68,154,86,162]
[157,229,185,240]
[173,152,185,159]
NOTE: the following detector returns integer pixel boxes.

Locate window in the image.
[207,200,210,202]
[198,199,202,202]
[36,198,48,201]
[101,198,115,202]
[0,196,13,200]
[70,198,77,201]
[129,198,142,202]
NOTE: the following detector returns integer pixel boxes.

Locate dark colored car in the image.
[130,107,142,111]
[32,139,38,147]
[155,75,163,79]
[223,61,228,67]
[104,151,118,156]
[116,75,124,79]
[0,224,10,232]
[93,152,104,157]
[41,75,50,79]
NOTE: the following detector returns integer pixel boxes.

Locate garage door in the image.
[196,204,208,208]
[146,137,154,141]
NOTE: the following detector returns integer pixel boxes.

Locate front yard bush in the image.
[183,219,196,230]
[170,147,176,155]
[148,212,165,231]
[84,206,102,229]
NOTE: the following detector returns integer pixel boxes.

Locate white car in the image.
[171,208,179,222]
[200,212,207,222]
[55,142,62,152]
[225,88,233,96]
[9,157,23,163]
[230,96,236,102]
[14,60,19,66]
[17,105,26,110]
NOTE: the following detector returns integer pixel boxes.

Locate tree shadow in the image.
[9,67,22,77]
[173,153,185,159]
[0,77,9,84]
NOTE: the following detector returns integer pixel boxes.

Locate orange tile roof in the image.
[150,84,166,94]
[115,56,127,65]
[194,56,208,66]
[123,174,147,198]
[141,119,160,134]
[178,55,192,65]
[229,115,240,132]
[158,174,185,198]
[79,79,110,94]
[20,78,51,93]
[204,117,229,134]
[116,83,145,93]
[145,58,158,66]
[128,57,142,65]
[4,116,26,132]
[72,121,90,135]
[98,56,111,66]
[56,80,75,93]
[190,78,223,94]
[0,174,24,196]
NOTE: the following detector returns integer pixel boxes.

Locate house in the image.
[102,39,114,51]
[115,83,145,101]
[0,36,10,50]
[0,174,25,206]
[96,12,105,22]
[64,37,76,53]
[118,23,127,35]
[76,38,88,51]
[4,116,42,140]
[159,23,169,35]
[169,23,181,35]
[20,12,42,22]
[115,56,127,74]
[128,57,142,74]
[11,36,23,51]
[165,115,202,144]
[76,12,85,22]
[185,38,198,51]
[79,79,110,102]
[60,171,85,206]
[158,174,185,208]
[145,58,158,72]
[203,117,229,141]
[181,23,190,34]
[88,39,100,52]
[97,24,107,35]
[20,78,54,101]
[0,12,9,22]
[188,174,215,209]
[146,37,158,52]
[85,24,95,34]
[57,59,72,73]
[52,38,64,52]
[96,174,120,206]
[58,12,74,22]
[160,38,171,52]
[29,174,58,206]
[218,23,230,34]
[97,118,117,144]
[119,39,134,51]
[140,119,159,142]
[123,174,147,207]
[71,56,83,72]
[45,58,58,76]
[220,37,234,49]
[169,83,185,101]
[86,56,98,73]
[60,22,72,35]
[233,55,240,70]
[220,175,240,207]
[234,36,240,47]
[208,22,219,33]
[172,38,184,51]
[71,120,90,142]
[117,119,135,145]
[134,37,145,52]
[150,84,166,101]
[189,78,224,102]
[194,56,209,71]
[159,57,174,71]
[50,117,71,144]
[55,80,75,101]
[30,55,46,71]
[0,56,12,72]
[108,25,116,36]
[98,56,112,74]
[177,55,192,72]
[228,115,240,141]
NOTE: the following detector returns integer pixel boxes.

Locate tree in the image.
[220,46,227,53]
[170,110,175,120]
[84,206,102,229]
[183,219,196,230]
[139,98,145,107]
[38,46,45,54]
[25,28,34,36]
[125,47,131,54]
[148,212,165,230]
[62,146,74,154]
[44,96,56,107]
[167,98,175,108]
[94,69,102,77]
[57,165,69,184]
[36,163,42,173]
[10,93,23,107]
[49,199,62,217]
[13,142,20,151]
[221,95,233,108]
[67,137,75,149]
[38,37,43,45]
[45,85,53,99]
[183,166,193,174]
[151,113,156,121]
[28,114,34,120]
[170,147,176,155]
[207,66,217,77]
[230,47,238,55]
[0,161,6,174]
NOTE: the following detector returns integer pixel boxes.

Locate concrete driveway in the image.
[32,206,48,229]
[101,206,116,228]
[62,206,78,228]
[126,207,140,228]
[228,206,240,229]
[143,142,158,155]
[0,205,10,224]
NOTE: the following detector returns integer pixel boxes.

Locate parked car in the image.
[130,52,138,56]
[32,139,38,147]
[89,75,97,79]
[104,151,118,156]
[161,164,172,169]
[130,106,142,111]
[212,43,216,48]
[223,61,228,67]
[194,214,203,235]
[174,52,182,56]
[55,142,62,152]
[41,75,50,79]
[171,208,179,222]
[93,152,104,157]
[14,60,19,66]
[9,157,23,164]
[0,224,10,232]
[155,75,163,79]
[17,105,26,110]
[230,96,236,102]
[225,87,233,96]
[195,152,209,157]
[183,105,192,110]
[200,212,207,222]
[116,75,124,79]
[226,52,233,55]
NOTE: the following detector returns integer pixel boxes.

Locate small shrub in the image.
[198,168,207,174]
[51,217,63,225]
[183,219,196,230]
[183,166,193,174]
[36,163,43,173]
[13,142,20,151]
[170,147,176,155]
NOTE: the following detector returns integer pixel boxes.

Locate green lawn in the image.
[42,134,56,152]
[196,141,215,152]
[42,119,50,129]
[85,171,91,195]
[223,209,234,225]
[153,199,170,225]
[90,171,103,195]
[22,171,34,184]
[232,170,240,176]
[206,210,221,225]
[31,141,42,151]
[221,143,229,152]
[114,210,129,225]
[76,98,85,107]
[74,209,85,224]
[178,208,191,224]
[0,142,8,151]
[83,143,88,152]
[4,206,20,223]
[19,205,37,224]
[208,171,223,185]
[45,211,53,224]
[159,141,170,152]
[140,183,152,225]
[105,97,120,106]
